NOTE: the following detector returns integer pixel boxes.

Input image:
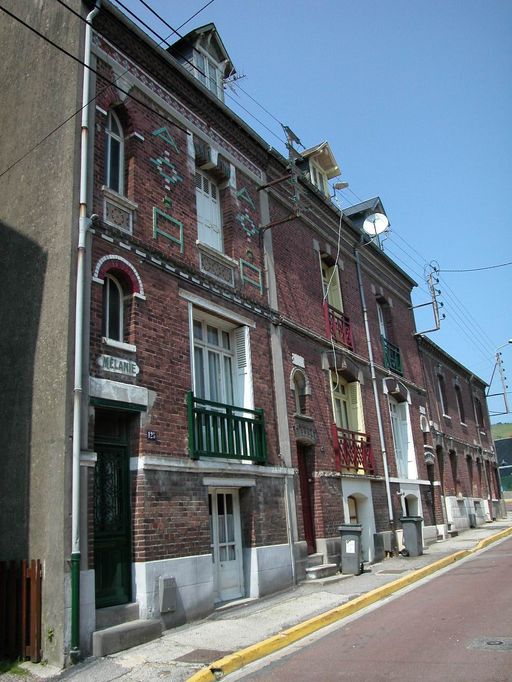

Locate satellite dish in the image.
[362,212,389,237]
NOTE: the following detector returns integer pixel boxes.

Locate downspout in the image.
[70,0,101,662]
[354,246,395,530]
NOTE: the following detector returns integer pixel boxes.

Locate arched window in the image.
[293,370,307,415]
[102,274,125,342]
[105,110,124,194]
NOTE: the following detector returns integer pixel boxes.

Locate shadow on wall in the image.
[0,221,47,560]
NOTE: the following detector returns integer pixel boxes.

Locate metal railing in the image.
[187,392,267,464]
[381,336,403,375]
[323,301,353,350]
[331,424,376,474]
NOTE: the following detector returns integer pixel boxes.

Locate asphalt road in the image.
[230,536,512,681]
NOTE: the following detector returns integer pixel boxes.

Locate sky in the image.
[117,0,512,421]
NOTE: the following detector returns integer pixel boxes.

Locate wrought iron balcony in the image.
[187,392,267,464]
[331,423,376,474]
[323,301,353,350]
[381,336,403,375]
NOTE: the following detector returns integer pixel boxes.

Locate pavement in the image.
[11,514,512,682]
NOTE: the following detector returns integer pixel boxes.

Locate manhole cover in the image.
[176,649,232,664]
[468,638,512,651]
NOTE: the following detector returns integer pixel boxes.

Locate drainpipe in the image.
[70,0,101,662]
[354,246,395,531]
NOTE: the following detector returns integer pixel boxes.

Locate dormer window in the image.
[195,50,223,100]
[168,24,234,104]
[300,141,340,198]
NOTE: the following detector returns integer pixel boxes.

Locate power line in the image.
[0,0,217,180]
[113,0,286,144]
[438,260,512,273]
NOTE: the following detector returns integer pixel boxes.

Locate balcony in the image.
[331,423,375,474]
[323,301,353,350]
[187,392,267,464]
[381,336,403,375]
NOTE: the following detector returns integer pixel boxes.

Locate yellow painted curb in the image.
[187,527,512,682]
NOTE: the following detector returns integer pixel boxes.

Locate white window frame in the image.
[102,274,125,343]
[194,48,223,100]
[437,374,449,417]
[309,160,327,195]
[331,373,365,433]
[377,302,387,339]
[389,396,417,480]
[195,169,223,252]
[105,110,124,195]
[189,305,254,411]
[320,255,343,312]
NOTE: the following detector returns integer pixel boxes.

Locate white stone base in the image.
[133,555,214,629]
[341,478,377,562]
[244,543,293,598]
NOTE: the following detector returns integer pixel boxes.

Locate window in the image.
[389,396,417,479]
[293,371,307,415]
[195,50,223,100]
[377,301,388,339]
[331,373,365,433]
[192,314,253,409]
[321,255,343,311]
[309,162,327,195]
[455,384,466,424]
[474,397,485,430]
[102,274,126,342]
[437,374,449,416]
[347,496,358,524]
[195,170,223,251]
[105,110,124,194]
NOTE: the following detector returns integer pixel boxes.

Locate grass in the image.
[491,422,512,440]
[0,660,30,676]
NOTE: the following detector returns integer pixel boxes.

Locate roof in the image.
[343,197,386,218]
[301,141,340,179]
[168,23,235,79]
[417,334,488,387]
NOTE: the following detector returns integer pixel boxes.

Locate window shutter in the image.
[348,382,365,433]
[234,326,253,410]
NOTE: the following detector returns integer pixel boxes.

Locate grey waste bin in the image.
[400,516,423,557]
[338,524,363,575]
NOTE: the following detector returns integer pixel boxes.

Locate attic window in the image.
[194,50,223,100]
[309,162,327,195]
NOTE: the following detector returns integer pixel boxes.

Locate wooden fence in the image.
[0,560,42,662]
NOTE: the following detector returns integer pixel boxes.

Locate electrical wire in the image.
[438,260,512,273]
[113,0,286,144]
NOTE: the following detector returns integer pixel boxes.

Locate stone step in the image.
[305,553,324,568]
[92,618,162,657]
[448,529,459,538]
[95,602,140,631]
[305,563,339,580]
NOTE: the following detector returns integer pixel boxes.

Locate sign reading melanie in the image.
[97,354,139,377]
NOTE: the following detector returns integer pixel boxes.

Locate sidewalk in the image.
[18,516,512,682]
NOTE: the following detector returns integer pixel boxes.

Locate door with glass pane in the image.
[209,489,243,602]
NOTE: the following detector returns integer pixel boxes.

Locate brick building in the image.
[0,0,504,666]
[417,336,505,529]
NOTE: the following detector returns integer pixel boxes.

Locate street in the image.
[228,535,512,681]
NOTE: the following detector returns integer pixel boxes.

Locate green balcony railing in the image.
[381,336,403,375]
[187,392,267,464]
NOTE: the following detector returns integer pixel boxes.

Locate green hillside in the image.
[491,422,512,440]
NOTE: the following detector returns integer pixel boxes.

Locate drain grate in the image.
[468,638,512,652]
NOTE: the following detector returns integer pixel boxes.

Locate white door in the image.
[209,489,244,602]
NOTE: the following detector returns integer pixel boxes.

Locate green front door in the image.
[94,442,132,608]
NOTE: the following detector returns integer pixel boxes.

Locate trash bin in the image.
[400,516,423,557]
[338,524,363,575]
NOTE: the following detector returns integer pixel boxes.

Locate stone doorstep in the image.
[92,618,162,657]
[305,563,339,580]
[306,553,325,568]
[95,602,140,631]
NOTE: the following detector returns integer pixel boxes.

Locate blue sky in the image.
[119,0,512,420]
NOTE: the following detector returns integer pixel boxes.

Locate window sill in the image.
[102,337,137,353]
[196,240,237,287]
[101,186,138,234]
[442,414,452,421]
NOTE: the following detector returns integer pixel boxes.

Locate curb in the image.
[187,526,512,681]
